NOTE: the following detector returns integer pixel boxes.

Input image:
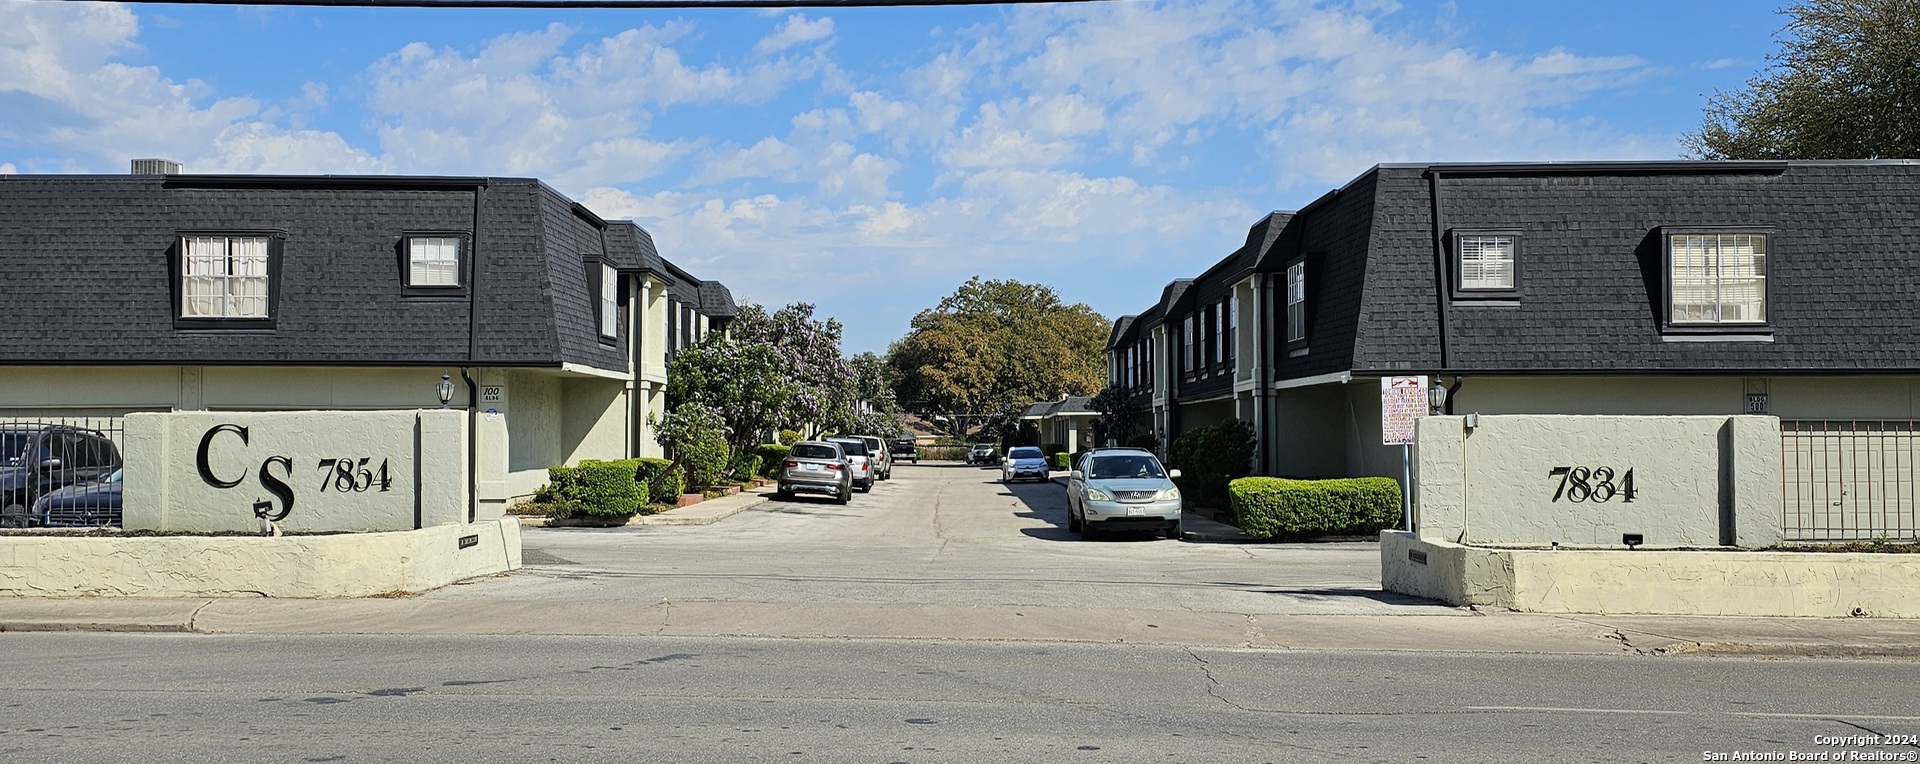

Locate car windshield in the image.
[104,468,123,484]
[1088,455,1167,480]
[832,440,868,456]
[1008,447,1043,459]
[791,444,839,460]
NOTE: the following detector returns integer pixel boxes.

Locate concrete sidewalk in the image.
[3,596,1918,658]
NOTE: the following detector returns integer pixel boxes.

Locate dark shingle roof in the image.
[1105,315,1137,351]
[698,281,738,318]
[0,174,653,372]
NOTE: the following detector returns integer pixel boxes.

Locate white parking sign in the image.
[1381,376,1428,446]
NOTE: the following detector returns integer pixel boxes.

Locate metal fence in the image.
[1781,419,1920,541]
[0,415,127,529]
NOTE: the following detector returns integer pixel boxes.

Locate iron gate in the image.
[1780,419,1920,541]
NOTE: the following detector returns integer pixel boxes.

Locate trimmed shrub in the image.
[636,458,683,505]
[752,444,791,477]
[1048,452,1071,471]
[731,452,764,482]
[778,429,802,446]
[1230,477,1402,540]
[555,459,646,518]
[655,403,731,489]
[1040,443,1067,457]
[1166,419,1257,512]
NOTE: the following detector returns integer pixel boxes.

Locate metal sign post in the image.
[1381,376,1429,532]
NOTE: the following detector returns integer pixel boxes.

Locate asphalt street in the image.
[5,463,1920,762]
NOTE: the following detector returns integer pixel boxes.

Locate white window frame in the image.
[181,235,272,320]
[1227,297,1238,364]
[1286,262,1306,344]
[407,236,462,288]
[599,263,619,340]
[1667,230,1769,326]
[1455,233,1518,292]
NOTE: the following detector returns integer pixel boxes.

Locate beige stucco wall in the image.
[1452,375,1920,420]
[123,409,467,533]
[1382,531,1920,617]
[0,518,521,598]
[1412,414,1782,548]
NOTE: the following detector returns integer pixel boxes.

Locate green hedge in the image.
[555,459,647,518]
[731,452,763,482]
[1229,477,1402,540]
[636,458,684,505]
[1048,452,1070,471]
[752,444,791,477]
[1040,443,1067,457]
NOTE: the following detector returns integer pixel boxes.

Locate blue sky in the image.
[1,0,1789,353]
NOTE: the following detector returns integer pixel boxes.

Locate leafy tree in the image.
[1089,384,1147,448]
[652,402,731,489]
[886,277,1110,431]
[730,303,855,431]
[1685,0,1920,159]
[666,334,795,454]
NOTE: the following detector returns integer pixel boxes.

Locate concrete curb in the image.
[512,488,776,529]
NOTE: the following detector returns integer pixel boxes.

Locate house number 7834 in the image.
[1547,466,1636,503]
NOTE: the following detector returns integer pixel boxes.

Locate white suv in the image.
[1066,448,1183,541]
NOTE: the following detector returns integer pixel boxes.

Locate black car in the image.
[889,439,918,464]
[35,468,123,527]
[0,424,123,528]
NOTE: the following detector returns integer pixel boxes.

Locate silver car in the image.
[777,441,853,504]
[1000,446,1049,483]
[856,435,892,481]
[1066,448,1183,541]
[825,437,876,492]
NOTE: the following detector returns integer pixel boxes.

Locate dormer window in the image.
[407,236,462,287]
[177,232,281,329]
[599,263,619,341]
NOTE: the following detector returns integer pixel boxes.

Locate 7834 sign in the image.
[1547,466,1637,503]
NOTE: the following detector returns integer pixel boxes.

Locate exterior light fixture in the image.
[438,373,455,408]
[1427,381,1448,414]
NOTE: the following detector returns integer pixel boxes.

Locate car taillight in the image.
[828,463,843,471]
[784,461,799,468]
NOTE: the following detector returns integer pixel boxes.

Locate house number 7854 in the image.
[1548,466,1636,503]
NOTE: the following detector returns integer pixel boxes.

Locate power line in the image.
[96,0,1110,8]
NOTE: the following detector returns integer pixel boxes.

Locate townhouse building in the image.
[0,167,733,519]
[1108,160,1920,529]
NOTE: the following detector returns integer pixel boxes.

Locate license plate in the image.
[803,463,821,471]
[1127,506,1145,516]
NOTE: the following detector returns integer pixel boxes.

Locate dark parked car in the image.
[34,468,123,527]
[0,424,123,528]
[777,440,853,504]
[890,439,918,464]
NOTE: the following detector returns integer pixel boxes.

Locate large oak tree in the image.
[887,277,1110,432]
[1685,0,1920,159]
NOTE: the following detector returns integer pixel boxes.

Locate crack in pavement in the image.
[1183,647,1255,713]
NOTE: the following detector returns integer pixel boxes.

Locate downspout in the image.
[464,182,487,524]
[1427,169,1452,371]
[1258,272,1272,475]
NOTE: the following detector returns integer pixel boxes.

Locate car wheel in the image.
[1163,522,1182,540]
[1066,507,1081,532]
[0,503,27,529]
[859,479,873,493]
[776,485,793,501]
[837,486,852,505]
[1079,520,1099,541]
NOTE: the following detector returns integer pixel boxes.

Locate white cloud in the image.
[754,14,834,55]
[0,163,15,175]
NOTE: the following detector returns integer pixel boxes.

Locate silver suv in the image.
[1066,448,1183,541]
[777,441,853,504]
[856,435,892,481]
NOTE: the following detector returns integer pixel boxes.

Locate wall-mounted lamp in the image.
[438,373,455,409]
[1427,382,1448,415]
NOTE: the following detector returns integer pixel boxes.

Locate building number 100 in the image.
[1548,466,1635,503]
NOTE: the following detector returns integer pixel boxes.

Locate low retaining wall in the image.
[0,519,521,598]
[1381,531,1920,617]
